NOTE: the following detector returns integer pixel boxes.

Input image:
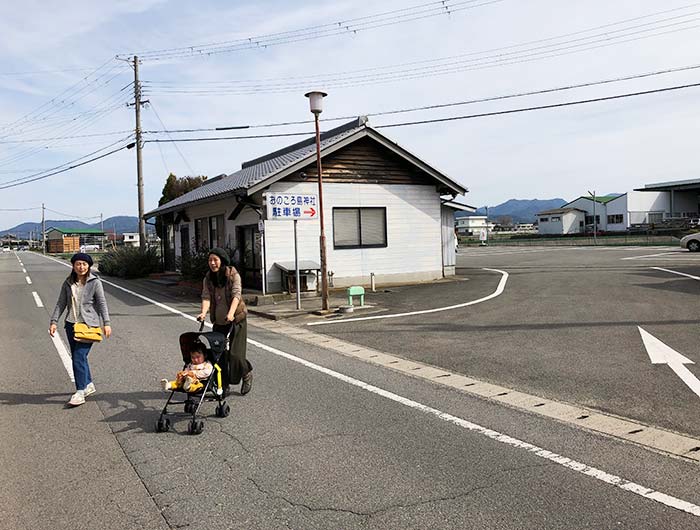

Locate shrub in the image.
[99,246,161,278]
[178,248,210,280]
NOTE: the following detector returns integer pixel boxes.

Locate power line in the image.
[140,63,700,134]
[121,0,501,61]
[0,207,41,211]
[141,80,700,143]
[147,102,196,175]
[142,11,700,96]
[45,208,101,220]
[0,136,133,189]
[376,81,700,128]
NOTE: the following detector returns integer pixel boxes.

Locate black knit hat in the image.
[208,247,230,266]
[71,252,93,266]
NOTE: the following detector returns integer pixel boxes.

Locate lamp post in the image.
[305,90,329,311]
[588,190,597,245]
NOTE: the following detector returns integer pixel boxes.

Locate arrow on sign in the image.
[304,208,316,216]
[638,326,700,399]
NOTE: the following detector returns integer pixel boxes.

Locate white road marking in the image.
[32,291,43,308]
[249,337,700,518]
[35,254,700,515]
[652,267,700,281]
[622,252,684,260]
[638,327,700,400]
[22,268,26,273]
[308,268,508,326]
[50,333,74,382]
[25,276,32,284]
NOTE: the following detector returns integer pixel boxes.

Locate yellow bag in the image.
[74,322,103,342]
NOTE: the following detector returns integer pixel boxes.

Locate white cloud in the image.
[2,0,700,230]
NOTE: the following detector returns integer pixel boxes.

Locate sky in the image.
[1,0,700,231]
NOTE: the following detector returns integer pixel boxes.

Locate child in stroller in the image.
[161,345,213,393]
[155,326,230,435]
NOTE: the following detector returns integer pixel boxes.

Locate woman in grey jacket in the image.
[49,252,112,407]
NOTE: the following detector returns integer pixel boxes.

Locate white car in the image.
[680,232,700,252]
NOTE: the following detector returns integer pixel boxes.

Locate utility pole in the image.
[100,213,104,251]
[41,203,46,254]
[133,56,146,251]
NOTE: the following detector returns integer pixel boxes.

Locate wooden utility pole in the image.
[133,56,146,251]
[41,203,46,254]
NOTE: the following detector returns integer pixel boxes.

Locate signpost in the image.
[265,193,319,309]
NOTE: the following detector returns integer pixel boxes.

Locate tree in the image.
[155,173,208,240]
[158,173,208,206]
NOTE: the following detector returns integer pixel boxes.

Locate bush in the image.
[99,246,162,278]
[178,248,210,280]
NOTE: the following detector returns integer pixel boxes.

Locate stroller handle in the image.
[196,316,205,332]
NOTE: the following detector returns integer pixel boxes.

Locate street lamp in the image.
[305,90,330,311]
[588,189,597,245]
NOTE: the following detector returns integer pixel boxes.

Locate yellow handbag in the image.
[73,322,103,342]
[71,292,103,342]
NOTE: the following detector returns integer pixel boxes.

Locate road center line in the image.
[308,268,508,326]
[25,276,32,284]
[32,291,43,308]
[50,333,74,382]
[249,337,700,518]
[652,267,700,281]
[36,254,699,516]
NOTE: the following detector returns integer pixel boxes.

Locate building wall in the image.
[441,206,456,273]
[263,181,443,292]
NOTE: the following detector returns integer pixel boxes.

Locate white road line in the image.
[32,291,43,308]
[22,268,26,273]
[25,276,32,284]
[50,333,74,382]
[652,267,700,281]
[308,268,508,326]
[36,253,699,516]
[622,252,681,260]
[249,338,700,518]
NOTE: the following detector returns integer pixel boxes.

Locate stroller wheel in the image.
[188,419,204,435]
[215,403,230,418]
[155,418,170,433]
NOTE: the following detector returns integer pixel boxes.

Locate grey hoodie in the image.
[50,272,111,328]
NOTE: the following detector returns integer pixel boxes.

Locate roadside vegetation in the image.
[98,246,161,278]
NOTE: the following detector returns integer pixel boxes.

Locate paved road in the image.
[2,249,700,529]
[304,245,700,439]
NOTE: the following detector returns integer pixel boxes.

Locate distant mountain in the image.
[0,216,153,237]
[455,198,567,223]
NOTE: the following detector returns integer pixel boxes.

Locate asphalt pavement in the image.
[2,248,700,529]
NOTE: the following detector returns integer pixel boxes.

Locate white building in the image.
[455,215,494,236]
[146,117,468,293]
[536,208,586,235]
[122,233,140,247]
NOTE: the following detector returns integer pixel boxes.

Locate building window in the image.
[209,214,225,248]
[585,215,601,224]
[195,218,208,250]
[540,217,549,222]
[550,216,561,222]
[333,207,387,249]
[607,214,623,224]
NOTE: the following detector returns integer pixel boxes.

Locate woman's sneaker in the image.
[84,383,96,397]
[241,372,253,395]
[68,390,85,406]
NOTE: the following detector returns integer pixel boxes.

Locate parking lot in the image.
[302,245,700,439]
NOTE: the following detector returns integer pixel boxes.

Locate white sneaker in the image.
[68,390,85,406]
[161,379,171,391]
[84,383,96,397]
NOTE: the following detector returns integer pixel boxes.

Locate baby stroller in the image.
[155,322,230,435]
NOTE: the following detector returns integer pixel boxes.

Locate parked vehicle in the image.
[680,232,700,252]
[1,247,10,252]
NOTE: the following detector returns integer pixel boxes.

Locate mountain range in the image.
[455,198,568,223]
[0,216,154,237]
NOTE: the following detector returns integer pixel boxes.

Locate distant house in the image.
[45,227,104,254]
[145,117,468,293]
[536,208,586,235]
[455,215,493,236]
[122,233,140,247]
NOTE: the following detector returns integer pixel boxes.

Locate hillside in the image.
[0,216,152,237]
[455,198,567,223]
